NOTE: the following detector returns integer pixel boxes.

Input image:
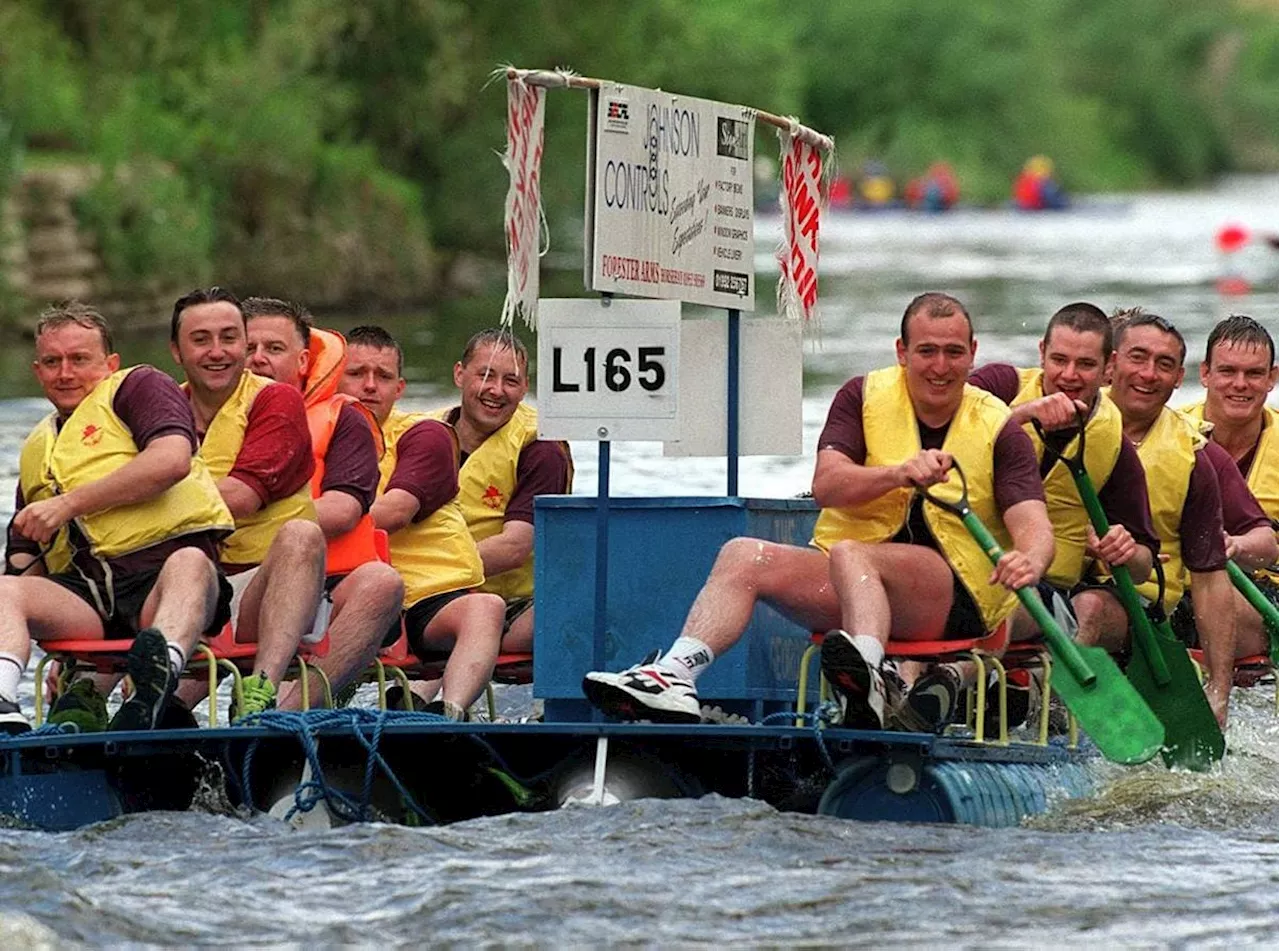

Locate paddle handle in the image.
[959,510,1097,686]
[1226,560,1279,665]
[1069,470,1172,685]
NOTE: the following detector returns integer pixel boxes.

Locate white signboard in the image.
[537,298,680,442]
[585,83,755,311]
[664,318,803,457]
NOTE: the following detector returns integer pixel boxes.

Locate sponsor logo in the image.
[81,423,104,446]
[604,98,630,134]
[716,117,749,160]
[482,484,505,510]
[713,269,750,297]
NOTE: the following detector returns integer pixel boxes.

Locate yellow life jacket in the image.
[430,403,572,601]
[197,370,317,567]
[17,367,233,570]
[1179,399,1279,585]
[379,409,484,606]
[1013,369,1123,587]
[812,366,1019,631]
[1109,396,1203,613]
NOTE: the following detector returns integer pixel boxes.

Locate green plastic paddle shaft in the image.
[1067,468,1171,685]
[959,510,1096,685]
[1226,560,1279,666]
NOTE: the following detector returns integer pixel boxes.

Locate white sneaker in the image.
[820,630,886,730]
[582,657,702,724]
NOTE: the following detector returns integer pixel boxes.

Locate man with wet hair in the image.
[1176,314,1278,669]
[170,287,326,719]
[0,302,234,733]
[338,325,505,720]
[962,302,1159,731]
[431,328,572,654]
[1095,310,1272,725]
[243,298,404,708]
[583,292,1054,728]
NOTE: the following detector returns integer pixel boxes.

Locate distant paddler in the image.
[1097,310,1273,725]
[584,292,1055,728]
[1176,315,1278,660]
[962,302,1159,731]
[1,302,234,733]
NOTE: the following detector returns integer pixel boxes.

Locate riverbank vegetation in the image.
[0,0,1274,312]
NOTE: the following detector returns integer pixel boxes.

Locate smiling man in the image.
[0,302,233,733]
[243,299,404,709]
[583,292,1054,728]
[338,325,505,720]
[964,302,1159,730]
[170,287,326,719]
[1097,310,1272,725]
[431,329,572,653]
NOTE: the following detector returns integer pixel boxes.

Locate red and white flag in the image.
[776,126,825,323]
[502,74,547,328]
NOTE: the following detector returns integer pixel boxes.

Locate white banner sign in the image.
[776,128,823,322]
[536,298,680,442]
[501,75,546,328]
[586,83,755,310]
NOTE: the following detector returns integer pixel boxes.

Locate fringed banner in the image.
[775,123,826,323]
[501,73,547,328]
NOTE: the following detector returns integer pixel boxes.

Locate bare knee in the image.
[457,593,505,641]
[714,537,788,582]
[270,519,326,566]
[828,539,875,570]
[341,562,404,609]
[163,546,216,585]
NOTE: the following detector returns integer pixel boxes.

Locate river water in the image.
[0,176,1276,946]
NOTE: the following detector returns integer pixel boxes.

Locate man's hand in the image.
[989,549,1040,591]
[898,449,953,489]
[1086,524,1139,568]
[1223,531,1241,562]
[12,495,76,545]
[1016,392,1088,431]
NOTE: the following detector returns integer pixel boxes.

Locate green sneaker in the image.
[232,672,278,722]
[49,678,109,732]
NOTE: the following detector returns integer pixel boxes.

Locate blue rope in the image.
[237,708,450,824]
[759,706,842,775]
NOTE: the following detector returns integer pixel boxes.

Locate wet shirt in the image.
[385,419,460,523]
[7,367,222,575]
[220,383,315,505]
[1202,439,1272,540]
[444,408,573,525]
[968,363,1160,557]
[320,402,379,513]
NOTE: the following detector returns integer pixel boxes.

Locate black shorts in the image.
[1172,575,1279,648]
[945,574,987,639]
[393,588,475,660]
[503,597,533,633]
[47,564,233,641]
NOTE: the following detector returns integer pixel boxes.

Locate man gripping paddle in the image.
[583,293,1055,730]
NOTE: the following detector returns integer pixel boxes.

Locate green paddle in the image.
[920,460,1164,765]
[1226,560,1279,666]
[1033,413,1224,770]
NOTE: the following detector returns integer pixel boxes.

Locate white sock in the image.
[166,642,186,678]
[851,634,885,669]
[0,651,25,703]
[658,637,715,681]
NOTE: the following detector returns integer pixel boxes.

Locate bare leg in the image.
[137,547,220,659]
[1191,570,1239,727]
[677,539,841,656]
[416,593,506,711]
[1231,589,1271,660]
[234,520,326,683]
[1072,589,1131,654]
[277,562,403,710]
[827,540,956,645]
[501,604,534,653]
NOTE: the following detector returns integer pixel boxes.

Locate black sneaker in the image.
[108,628,177,731]
[820,630,886,730]
[900,666,962,734]
[385,684,431,712]
[0,698,31,736]
[983,669,1033,736]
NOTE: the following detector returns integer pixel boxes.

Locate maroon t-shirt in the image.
[968,363,1160,557]
[817,376,1045,514]
[503,441,573,523]
[6,366,222,575]
[1180,449,1227,573]
[319,402,378,513]
[1203,440,1272,539]
[221,382,315,505]
[385,419,460,523]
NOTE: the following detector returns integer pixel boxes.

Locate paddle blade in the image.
[1125,635,1225,771]
[1048,642,1164,765]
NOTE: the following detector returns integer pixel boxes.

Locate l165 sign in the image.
[536,298,680,442]
[584,83,755,311]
